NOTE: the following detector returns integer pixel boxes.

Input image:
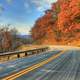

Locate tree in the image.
[31,0,80,45]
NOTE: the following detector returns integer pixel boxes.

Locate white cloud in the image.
[24,2,30,9]
[37,7,44,12]
[18,27,31,35]
[31,0,57,12]
[24,1,32,13]
[6,0,13,4]
[24,0,57,12]
[32,0,46,12]
[32,0,42,7]
[45,0,57,4]
[15,24,31,35]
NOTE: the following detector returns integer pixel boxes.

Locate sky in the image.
[0,0,57,34]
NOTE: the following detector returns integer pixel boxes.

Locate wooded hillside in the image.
[31,0,80,46]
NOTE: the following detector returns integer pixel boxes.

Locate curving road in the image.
[0,49,80,80]
[0,50,60,79]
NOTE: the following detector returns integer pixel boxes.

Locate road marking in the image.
[2,50,67,80]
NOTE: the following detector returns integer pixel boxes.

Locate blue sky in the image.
[0,0,57,34]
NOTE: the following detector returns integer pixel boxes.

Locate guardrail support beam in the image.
[0,47,49,62]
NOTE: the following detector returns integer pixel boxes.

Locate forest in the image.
[31,0,80,46]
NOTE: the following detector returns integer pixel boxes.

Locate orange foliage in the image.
[58,0,80,32]
[32,0,80,45]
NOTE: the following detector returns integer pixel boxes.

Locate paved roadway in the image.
[0,49,80,80]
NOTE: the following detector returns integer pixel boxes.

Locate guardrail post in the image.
[42,49,44,52]
[7,56,10,60]
[17,54,20,58]
[25,52,27,56]
[37,49,42,53]
[37,50,39,53]
[41,49,43,52]
[32,51,36,54]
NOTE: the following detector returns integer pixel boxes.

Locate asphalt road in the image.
[0,49,80,80]
[0,50,60,79]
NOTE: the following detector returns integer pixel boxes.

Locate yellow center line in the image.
[2,50,67,80]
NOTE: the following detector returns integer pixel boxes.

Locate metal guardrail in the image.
[0,47,49,56]
[0,47,49,62]
[0,47,49,57]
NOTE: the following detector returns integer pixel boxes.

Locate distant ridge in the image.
[17,34,31,39]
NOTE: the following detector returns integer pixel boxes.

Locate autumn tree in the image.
[31,0,80,45]
[32,9,56,44]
